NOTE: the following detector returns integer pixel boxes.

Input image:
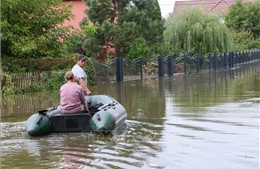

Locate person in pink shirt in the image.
[47,71,88,116]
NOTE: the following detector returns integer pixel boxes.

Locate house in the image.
[63,0,87,29]
[62,0,111,61]
[173,0,256,15]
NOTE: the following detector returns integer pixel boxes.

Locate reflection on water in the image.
[1,61,259,169]
[1,91,60,122]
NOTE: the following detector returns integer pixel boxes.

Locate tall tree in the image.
[225,0,260,49]
[225,0,260,39]
[164,7,234,56]
[1,0,75,59]
[81,0,164,60]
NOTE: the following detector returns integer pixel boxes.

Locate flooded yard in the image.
[1,61,259,169]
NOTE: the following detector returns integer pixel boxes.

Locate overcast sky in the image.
[158,0,176,18]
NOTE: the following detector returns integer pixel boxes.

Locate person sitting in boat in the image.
[47,71,88,116]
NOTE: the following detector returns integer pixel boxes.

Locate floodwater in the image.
[1,62,260,169]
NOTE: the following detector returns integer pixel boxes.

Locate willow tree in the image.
[164,7,234,56]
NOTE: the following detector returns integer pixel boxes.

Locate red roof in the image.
[173,0,256,15]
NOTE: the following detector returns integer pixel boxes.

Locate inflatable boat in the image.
[26,95,127,136]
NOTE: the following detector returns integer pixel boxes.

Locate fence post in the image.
[217,53,221,69]
[116,57,123,82]
[192,54,200,73]
[140,58,143,80]
[208,53,212,70]
[221,53,225,68]
[241,51,244,64]
[230,52,234,68]
[213,53,217,69]
[257,50,260,60]
[252,50,256,61]
[158,55,164,77]
[224,52,228,68]
[238,51,241,64]
[246,51,249,63]
[1,75,6,91]
[184,54,187,74]
[197,54,200,73]
[167,55,174,76]
[235,51,239,65]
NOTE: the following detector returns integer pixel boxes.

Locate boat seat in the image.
[50,113,92,133]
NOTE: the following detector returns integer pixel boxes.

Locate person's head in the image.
[73,76,80,85]
[64,71,74,82]
[77,54,86,67]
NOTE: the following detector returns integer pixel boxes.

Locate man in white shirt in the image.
[71,55,92,95]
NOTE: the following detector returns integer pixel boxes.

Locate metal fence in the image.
[106,49,260,82]
[1,49,260,92]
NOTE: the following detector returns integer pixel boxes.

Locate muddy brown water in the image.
[1,62,259,169]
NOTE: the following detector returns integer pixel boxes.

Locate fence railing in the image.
[112,49,260,81]
[1,71,52,92]
[1,49,260,93]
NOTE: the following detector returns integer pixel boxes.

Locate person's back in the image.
[60,82,85,114]
[47,71,88,116]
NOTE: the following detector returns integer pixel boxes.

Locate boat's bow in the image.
[89,95,127,133]
[26,111,52,136]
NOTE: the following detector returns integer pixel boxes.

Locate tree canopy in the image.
[81,0,164,60]
[225,0,260,50]
[225,0,260,39]
[1,0,75,59]
[164,7,234,56]
[229,29,259,51]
